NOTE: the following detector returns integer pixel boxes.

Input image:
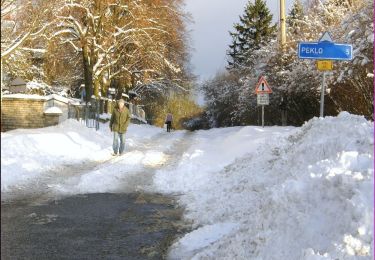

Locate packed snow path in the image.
[1,112,373,259]
[2,129,193,204]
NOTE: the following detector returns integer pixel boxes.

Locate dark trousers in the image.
[166,121,172,132]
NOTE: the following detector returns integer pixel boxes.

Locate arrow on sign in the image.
[255,76,272,94]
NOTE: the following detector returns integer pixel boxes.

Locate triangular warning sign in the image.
[255,76,272,94]
[319,31,333,42]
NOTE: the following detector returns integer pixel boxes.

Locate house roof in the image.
[10,77,27,86]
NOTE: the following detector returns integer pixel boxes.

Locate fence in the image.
[128,103,147,123]
[68,98,147,130]
[68,101,99,130]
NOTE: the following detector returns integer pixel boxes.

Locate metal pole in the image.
[280,0,286,49]
[320,72,326,117]
[262,105,265,128]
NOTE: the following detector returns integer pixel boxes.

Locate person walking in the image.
[109,99,131,156]
[165,112,173,133]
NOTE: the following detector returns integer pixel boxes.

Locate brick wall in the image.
[1,98,60,132]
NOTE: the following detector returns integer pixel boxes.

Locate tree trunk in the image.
[101,77,111,98]
[82,47,93,103]
[93,79,100,98]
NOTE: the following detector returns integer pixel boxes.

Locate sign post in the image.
[320,72,326,118]
[255,76,272,128]
[298,32,353,117]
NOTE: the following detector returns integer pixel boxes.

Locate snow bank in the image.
[1,111,372,259]
[1,120,109,192]
[1,120,169,194]
[155,112,373,259]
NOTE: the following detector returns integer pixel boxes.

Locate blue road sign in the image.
[298,42,352,60]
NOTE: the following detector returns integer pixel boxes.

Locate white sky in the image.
[184,0,294,82]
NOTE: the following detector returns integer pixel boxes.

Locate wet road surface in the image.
[1,193,188,260]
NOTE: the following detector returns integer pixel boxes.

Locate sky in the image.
[184,0,294,82]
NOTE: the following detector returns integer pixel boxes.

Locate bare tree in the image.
[51,0,188,102]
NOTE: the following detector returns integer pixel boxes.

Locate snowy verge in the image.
[154,112,374,259]
[1,112,373,259]
[1,119,168,193]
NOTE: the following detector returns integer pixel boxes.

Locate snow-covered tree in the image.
[1,0,51,61]
[1,0,53,89]
[51,0,189,102]
[328,0,374,119]
[287,0,305,35]
[227,0,276,70]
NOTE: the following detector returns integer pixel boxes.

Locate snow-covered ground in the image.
[1,112,373,259]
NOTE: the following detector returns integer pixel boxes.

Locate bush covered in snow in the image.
[202,0,374,127]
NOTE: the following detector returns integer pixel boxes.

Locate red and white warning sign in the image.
[255,76,272,94]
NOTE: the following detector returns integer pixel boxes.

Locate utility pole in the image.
[280,0,287,126]
[280,0,286,49]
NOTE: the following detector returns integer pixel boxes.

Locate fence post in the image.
[85,103,89,127]
[96,99,100,130]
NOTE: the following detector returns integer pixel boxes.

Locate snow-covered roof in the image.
[50,94,81,105]
[44,106,63,114]
[26,81,50,90]
[2,93,81,105]
[2,94,49,101]
[10,77,27,86]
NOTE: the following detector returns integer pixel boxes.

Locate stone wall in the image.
[1,97,60,132]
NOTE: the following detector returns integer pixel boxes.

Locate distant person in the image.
[80,85,86,102]
[165,112,173,133]
[279,97,287,126]
[109,99,131,156]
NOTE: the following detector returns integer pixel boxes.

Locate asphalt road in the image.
[1,192,187,260]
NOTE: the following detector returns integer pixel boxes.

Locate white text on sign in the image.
[301,47,323,54]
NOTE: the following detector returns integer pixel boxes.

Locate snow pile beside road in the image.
[1,120,166,193]
[1,120,108,192]
[156,112,374,259]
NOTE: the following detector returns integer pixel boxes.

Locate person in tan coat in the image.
[109,99,131,155]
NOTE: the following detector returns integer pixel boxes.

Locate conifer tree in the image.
[287,0,305,34]
[227,0,276,70]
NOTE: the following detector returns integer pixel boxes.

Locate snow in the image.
[44,106,63,114]
[2,93,81,105]
[168,222,240,260]
[49,94,81,105]
[1,112,373,259]
[26,81,50,90]
[2,93,49,100]
[99,113,111,120]
[154,112,373,259]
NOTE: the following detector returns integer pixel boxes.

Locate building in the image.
[1,94,81,131]
[9,77,27,93]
